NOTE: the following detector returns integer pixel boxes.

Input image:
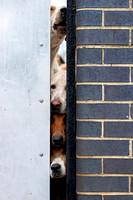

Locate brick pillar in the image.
[76,0,133,199]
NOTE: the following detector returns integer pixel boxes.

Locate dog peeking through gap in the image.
[50,4,67,200]
[51,5,66,75]
[51,114,66,148]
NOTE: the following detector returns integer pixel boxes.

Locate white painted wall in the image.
[0,0,50,199]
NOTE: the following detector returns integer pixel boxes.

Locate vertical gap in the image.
[50,3,67,200]
[102,10,104,27]
[102,49,104,64]
[101,121,104,138]
[66,0,76,199]
[102,195,104,200]
[129,140,132,157]
[129,29,132,46]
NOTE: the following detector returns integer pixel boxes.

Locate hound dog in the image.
[51,113,66,147]
[51,6,66,75]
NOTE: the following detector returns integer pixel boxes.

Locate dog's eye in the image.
[51,7,55,12]
[51,84,56,89]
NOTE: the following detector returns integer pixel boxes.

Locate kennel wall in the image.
[76,0,133,199]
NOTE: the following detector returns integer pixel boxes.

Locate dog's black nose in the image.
[53,135,63,145]
[51,164,61,172]
[60,7,66,17]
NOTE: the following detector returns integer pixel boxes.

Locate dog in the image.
[50,148,66,179]
[51,113,66,147]
[51,6,66,75]
[51,70,66,114]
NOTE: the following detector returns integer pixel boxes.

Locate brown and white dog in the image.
[51,113,66,147]
[51,6,66,75]
[51,70,66,113]
[50,148,66,179]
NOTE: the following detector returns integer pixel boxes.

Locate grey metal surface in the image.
[0,0,50,199]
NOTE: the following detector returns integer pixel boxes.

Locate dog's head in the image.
[51,6,67,38]
[51,70,66,114]
[50,148,66,179]
[51,113,66,147]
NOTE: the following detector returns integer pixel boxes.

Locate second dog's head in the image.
[51,113,66,147]
[51,6,67,38]
[51,70,66,114]
[50,148,66,179]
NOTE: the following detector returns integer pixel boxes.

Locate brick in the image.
[77,194,102,200]
[77,49,102,64]
[131,31,133,45]
[77,85,102,100]
[104,196,133,200]
[76,10,102,26]
[76,0,129,9]
[77,30,129,45]
[105,49,133,64]
[104,122,133,138]
[76,103,129,119]
[77,158,101,174]
[105,11,133,26]
[104,85,133,101]
[131,178,133,192]
[104,159,133,174]
[131,104,133,119]
[76,140,129,156]
[77,67,129,83]
[76,176,128,192]
[132,68,133,82]
[77,121,101,137]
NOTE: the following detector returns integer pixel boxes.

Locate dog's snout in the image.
[52,100,62,108]
[51,164,61,172]
[53,135,63,145]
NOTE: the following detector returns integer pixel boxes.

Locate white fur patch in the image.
[50,157,66,178]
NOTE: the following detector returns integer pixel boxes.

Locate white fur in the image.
[51,70,66,113]
[50,157,66,178]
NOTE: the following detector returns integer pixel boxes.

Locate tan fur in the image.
[60,64,66,71]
